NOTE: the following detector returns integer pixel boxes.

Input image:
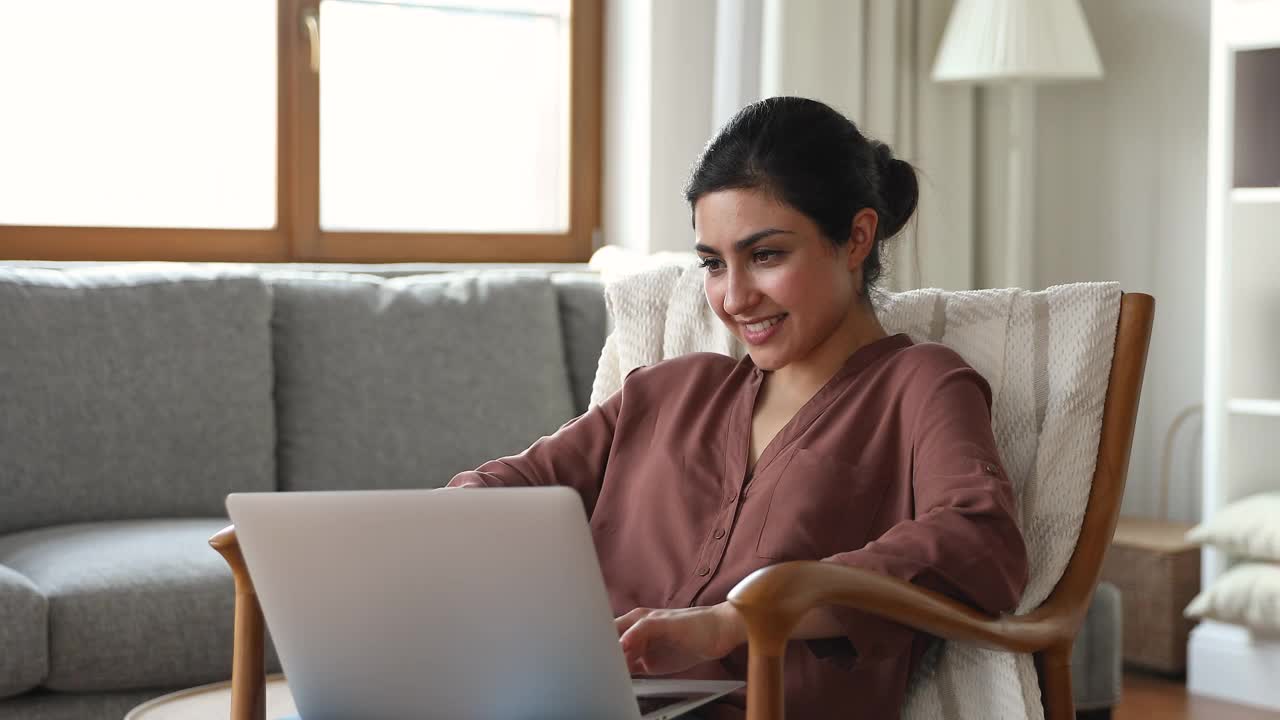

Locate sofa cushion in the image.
[0,687,174,720]
[268,270,578,491]
[0,519,281,692]
[0,564,46,698]
[551,273,607,414]
[0,264,275,534]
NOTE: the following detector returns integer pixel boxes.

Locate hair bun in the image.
[874,142,894,174]
[877,149,918,240]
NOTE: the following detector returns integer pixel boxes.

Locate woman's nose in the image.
[721,269,758,317]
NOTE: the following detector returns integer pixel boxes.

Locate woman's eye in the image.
[698,257,724,272]
[752,250,779,263]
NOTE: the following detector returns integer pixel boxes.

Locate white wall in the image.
[602,0,718,255]
[760,0,865,116]
[713,0,763,131]
[649,0,718,252]
[602,0,652,254]
[979,0,1211,521]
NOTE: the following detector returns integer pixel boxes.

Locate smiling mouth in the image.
[743,314,786,333]
[739,313,788,344]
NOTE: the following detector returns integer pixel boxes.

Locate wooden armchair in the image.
[211,292,1153,720]
[728,292,1154,720]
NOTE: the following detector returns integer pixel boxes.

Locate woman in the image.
[448,97,1028,719]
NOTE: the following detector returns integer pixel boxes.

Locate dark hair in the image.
[684,96,918,295]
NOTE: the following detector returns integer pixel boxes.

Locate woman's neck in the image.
[767,301,888,403]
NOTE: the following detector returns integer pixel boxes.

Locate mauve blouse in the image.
[447,333,1029,719]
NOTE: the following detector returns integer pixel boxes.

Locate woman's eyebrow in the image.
[695,228,794,255]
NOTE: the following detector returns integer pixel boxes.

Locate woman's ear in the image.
[845,208,879,273]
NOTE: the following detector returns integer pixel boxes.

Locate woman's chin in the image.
[746,348,789,372]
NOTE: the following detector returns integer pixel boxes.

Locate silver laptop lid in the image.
[227,487,642,720]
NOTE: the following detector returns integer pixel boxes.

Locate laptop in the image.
[226,487,743,720]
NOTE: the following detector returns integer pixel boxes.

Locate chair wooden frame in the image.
[211,292,1154,720]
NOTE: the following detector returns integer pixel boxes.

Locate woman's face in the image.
[694,188,868,372]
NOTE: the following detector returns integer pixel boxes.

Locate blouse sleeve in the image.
[445,382,625,517]
[818,363,1030,661]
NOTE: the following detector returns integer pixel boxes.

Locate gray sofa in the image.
[0,262,1121,719]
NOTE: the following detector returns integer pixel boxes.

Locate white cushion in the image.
[1188,492,1280,562]
[1185,563,1280,634]
[889,284,1121,720]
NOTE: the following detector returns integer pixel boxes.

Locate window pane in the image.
[319,0,570,233]
[0,1,276,229]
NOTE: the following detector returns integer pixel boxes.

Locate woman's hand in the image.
[614,602,747,676]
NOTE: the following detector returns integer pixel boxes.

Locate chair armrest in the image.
[210,525,267,720]
[726,560,1076,720]
[727,560,1066,655]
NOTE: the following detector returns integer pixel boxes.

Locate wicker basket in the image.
[1099,516,1201,674]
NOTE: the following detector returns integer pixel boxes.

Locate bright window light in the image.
[318,0,571,233]
[0,1,277,229]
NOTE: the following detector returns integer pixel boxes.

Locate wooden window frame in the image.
[0,0,601,264]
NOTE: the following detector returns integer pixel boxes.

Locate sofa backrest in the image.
[230,262,605,417]
[549,272,609,414]
[0,264,277,534]
[0,261,607,526]
[266,268,591,492]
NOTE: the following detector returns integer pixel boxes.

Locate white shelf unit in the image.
[1193,0,1280,710]
[1227,398,1280,416]
[1230,186,1280,203]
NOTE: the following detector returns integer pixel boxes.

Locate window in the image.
[0,0,602,263]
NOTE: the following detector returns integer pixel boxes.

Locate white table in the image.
[125,674,295,720]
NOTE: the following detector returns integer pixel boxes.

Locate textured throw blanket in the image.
[590,257,1122,720]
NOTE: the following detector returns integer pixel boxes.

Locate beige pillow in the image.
[1187,492,1280,561]
[1184,563,1280,634]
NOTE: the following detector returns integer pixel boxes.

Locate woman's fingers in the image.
[614,607,650,637]
[616,608,657,674]
[619,618,653,674]
[620,612,707,677]
[616,606,734,676]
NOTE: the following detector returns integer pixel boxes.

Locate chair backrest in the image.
[886,287,1146,720]
[592,262,1142,720]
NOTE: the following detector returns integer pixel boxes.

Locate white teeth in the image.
[745,315,784,333]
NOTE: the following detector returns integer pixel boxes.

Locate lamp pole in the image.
[1006,80,1037,290]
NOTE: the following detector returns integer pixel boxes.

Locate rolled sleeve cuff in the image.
[804,554,921,666]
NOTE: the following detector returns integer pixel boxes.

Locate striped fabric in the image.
[591,259,1122,720]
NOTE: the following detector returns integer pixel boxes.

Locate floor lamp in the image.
[931,0,1104,290]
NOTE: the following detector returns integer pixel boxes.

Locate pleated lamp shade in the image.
[932,0,1104,83]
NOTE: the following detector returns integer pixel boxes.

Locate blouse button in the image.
[697,567,710,577]
[984,463,998,474]
[713,529,726,540]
